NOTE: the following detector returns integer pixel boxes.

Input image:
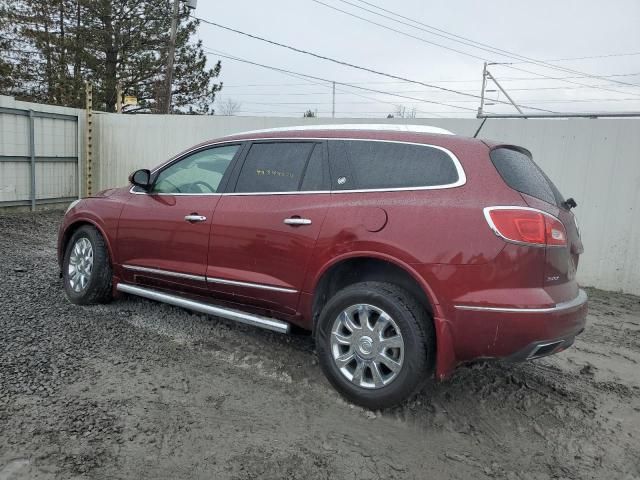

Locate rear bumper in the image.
[446,289,588,367]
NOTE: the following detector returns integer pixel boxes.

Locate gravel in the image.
[1,210,639,479]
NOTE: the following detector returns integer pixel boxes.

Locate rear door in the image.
[117,144,242,292]
[206,140,331,315]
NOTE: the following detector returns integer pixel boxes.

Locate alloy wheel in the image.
[330,303,405,389]
[68,237,94,292]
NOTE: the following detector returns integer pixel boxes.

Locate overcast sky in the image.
[193,0,640,118]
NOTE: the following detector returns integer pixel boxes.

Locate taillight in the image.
[484,207,567,247]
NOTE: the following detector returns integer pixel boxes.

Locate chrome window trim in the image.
[206,276,297,293]
[129,188,223,196]
[483,205,566,248]
[129,137,466,196]
[455,288,587,313]
[122,264,207,282]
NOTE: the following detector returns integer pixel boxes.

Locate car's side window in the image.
[300,143,330,191]
[152,144,240,194]
[327,140,354,190]
[234,142,318,193]
[329,140,459,190]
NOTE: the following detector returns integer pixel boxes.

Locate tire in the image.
[62,225,113,305]
[316,281,435,409]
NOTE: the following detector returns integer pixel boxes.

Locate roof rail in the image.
[235,123,454,136]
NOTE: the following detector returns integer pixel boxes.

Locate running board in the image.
[116,283,290,334]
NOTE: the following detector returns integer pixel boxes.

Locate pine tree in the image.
[0,0,222,113]
[0,4,14,94]
[0,0,63,103]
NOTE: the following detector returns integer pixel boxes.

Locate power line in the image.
[494,63,640,98]
[213,50,640,118]
[311,0,640,97]
[236,110,462,114]
[234,110,460,120]
[229,97,640,106]
[221,50,414,115]
[474,82,640,92]
[308,0,489,63]
[207,49,638,113]
[205,48,478,114]
[194,11,426,117]
[193,12,421,117]
[510,51,640,63]
[219,72,640,88]
[231,108,471,116]
[495,72,640,82]
[209,48,640,111]
[225,83,640,96]
[212,49,448,117]
[336,0,640,91]
[221,91,333,96]
[195,16,555,113]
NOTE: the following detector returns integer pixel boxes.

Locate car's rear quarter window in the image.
[490,146,565,207]
[330,140,459,190]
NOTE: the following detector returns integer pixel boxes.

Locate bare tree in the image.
[392,105,417,119]
[218,98,242,116]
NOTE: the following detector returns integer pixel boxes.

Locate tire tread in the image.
[63,225,112,305]
[316,281,435,409]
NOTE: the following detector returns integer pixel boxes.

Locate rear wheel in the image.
[316,281,434,409]
[62,225,112,305]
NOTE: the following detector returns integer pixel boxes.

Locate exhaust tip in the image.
[527,340,564,360]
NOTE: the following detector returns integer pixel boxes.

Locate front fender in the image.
[58,194,128,270]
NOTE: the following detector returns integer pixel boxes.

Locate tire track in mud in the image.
[1,211,639,479]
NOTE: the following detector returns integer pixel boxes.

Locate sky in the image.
[191,0,640,118]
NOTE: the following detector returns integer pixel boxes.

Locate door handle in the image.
[184,214,207,223]
[284,217,312,226]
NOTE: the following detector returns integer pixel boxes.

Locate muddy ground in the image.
[0,210,638,479]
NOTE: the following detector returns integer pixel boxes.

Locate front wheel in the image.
[316,281,435,409]
[62,225,113,305]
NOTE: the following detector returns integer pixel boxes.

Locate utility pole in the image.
[332,81,335,118]
[478,62,487,117]
[478,62,526,118]
[163,0,197,114]
[164,0,181,114]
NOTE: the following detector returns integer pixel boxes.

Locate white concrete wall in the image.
[0,96,83,203]
[1,103,635,295]
[93,113,640,295]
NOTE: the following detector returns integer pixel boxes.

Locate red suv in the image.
[58,124,587,408]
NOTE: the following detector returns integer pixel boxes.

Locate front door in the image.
[206,140,331,315]
[117,143,242,292]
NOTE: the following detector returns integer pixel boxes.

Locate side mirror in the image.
[129,169,152,191]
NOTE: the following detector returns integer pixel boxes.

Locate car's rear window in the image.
[490,146,565,207]
[330,140,459,190]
